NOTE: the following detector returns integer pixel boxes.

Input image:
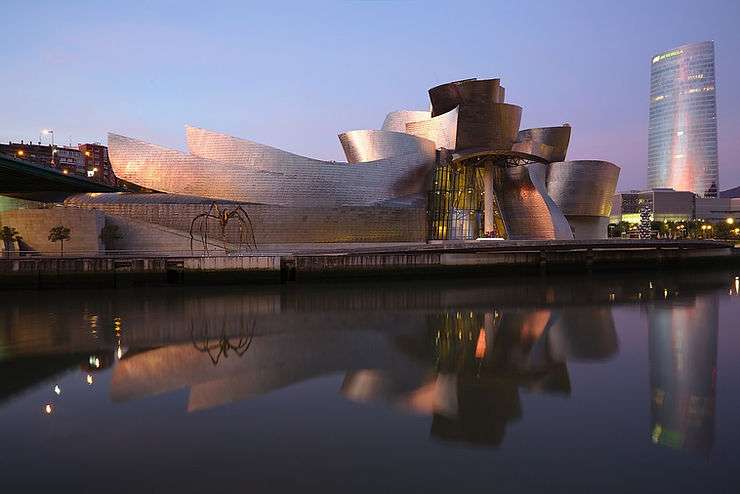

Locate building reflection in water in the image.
[0,272,732,449]
[103,306,618,437]
[343,307,618,446]
[648,293,718,453]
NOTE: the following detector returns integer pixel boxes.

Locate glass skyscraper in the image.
[648,41,719,197]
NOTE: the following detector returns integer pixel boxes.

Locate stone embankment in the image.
[0,239,736,288]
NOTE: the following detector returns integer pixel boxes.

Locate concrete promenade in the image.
[0,239,736,288]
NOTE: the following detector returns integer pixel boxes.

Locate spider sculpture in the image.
[191,318,256,366]
[189,202,257,253]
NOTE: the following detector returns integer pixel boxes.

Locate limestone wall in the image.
[67,202,428,245]
[0,207,104,255]
[103,215,229,255]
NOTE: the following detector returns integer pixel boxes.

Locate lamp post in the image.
[42,129,55,167]
[42,129,54,146]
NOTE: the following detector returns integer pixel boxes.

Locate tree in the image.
[48,225,71,257]
[685,220,702,239]
[608,221,634,238]
[99,223,122,251]
[713,220,733,239]
[1,226,22,256]
[650,221,675,238]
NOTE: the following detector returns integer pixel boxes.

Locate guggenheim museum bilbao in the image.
[66,77,620,249]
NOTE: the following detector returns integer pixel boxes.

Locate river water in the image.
[1,270,739,492]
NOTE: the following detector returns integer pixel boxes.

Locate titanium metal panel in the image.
[404,107,458,150]
[109,132,435,207]
[455,103,522,154]
[546,160,620,216]
[513,126,571,163]
[185,125,327,168]
[429,78,505,117]
[562,216,611,240]
[381,110,431,133]
[488,163,573,240]
[337,130,436,164]
[185,126,434,180]
[528,163,574,239]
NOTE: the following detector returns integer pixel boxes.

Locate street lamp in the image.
[41,129,54,146]
[726,218,735,225]
[42,129,55,167]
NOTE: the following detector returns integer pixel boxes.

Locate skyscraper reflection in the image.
[0,272,731,451]
[648,293,718,453]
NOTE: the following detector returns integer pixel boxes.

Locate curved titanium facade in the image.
[488,163,573,240]
[429,78,505,117]
[648,41,718,197]
[95,76,622,245]
[109,132,435,207]
[547,160,619,217]
[338,130,436,164]
[404,107,458,150]
[185,125,325,169]
[512,126,571,163]
[546,160,619,239]
[455,103,523,155]
[421,76,618,241]
[426,78,519,156]
[381,110,431,133]
[185,126,435,182]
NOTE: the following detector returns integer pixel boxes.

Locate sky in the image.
[2,0,739,191]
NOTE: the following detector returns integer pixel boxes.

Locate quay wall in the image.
[0,240,735,288]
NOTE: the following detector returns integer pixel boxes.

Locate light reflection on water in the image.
[0,271,738,492]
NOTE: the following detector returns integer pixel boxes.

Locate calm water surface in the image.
[1,271,739,492]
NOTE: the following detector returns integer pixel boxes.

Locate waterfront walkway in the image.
[0,239,736,288]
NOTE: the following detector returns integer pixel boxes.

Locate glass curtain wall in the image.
[427,162,506,240]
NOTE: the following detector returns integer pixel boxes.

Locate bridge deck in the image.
[0,153,120,201]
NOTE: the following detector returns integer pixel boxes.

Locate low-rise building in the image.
[0,141,55,168]
[0,141,117,186]
[78,143,116,186]
[611,188,740,223]
[55,147,86,175]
